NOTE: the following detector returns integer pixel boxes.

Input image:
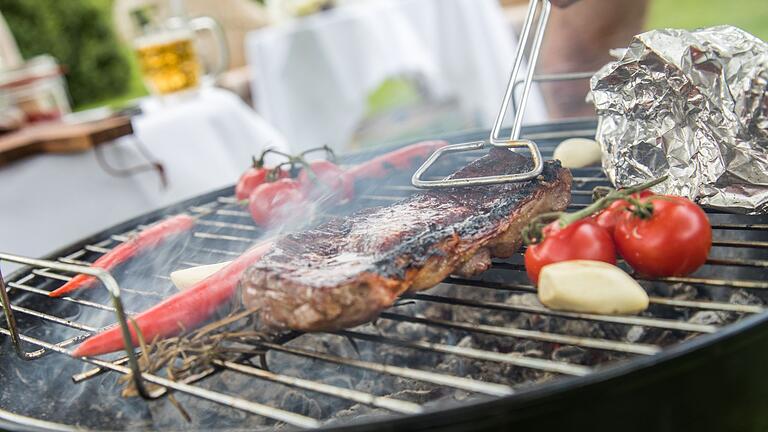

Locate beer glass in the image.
[132,8,229,97]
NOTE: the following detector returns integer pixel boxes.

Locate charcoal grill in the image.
[1,119,768,431]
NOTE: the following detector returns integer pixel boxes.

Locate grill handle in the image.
[0,253,152,399]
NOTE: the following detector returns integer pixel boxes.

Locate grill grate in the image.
[1,123,767,430]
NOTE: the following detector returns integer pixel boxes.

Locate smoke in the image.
[0,154,425,429]
[4,147,765,430]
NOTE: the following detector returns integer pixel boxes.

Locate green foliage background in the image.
[648,0,768,41]
[0,0,131,107]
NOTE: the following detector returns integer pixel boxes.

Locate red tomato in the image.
[614,196,711,277]
[248,179,306,226]
[524,219,616,284]
[593,190,655,234]
[298,160,354,201]
[235,167,289,201]
[235,167,269,200]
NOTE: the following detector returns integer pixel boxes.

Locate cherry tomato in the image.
[248,179,306,226]
[525,219,616,284]
[298,160,354,201]
[593,190,654,234]
[614,196,711,277]
[235,167,269,200]
[235,167,290,201]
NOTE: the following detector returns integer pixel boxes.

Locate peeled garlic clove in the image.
[170,261,231,291]
[538,260,649,315]
[553,138,602,168]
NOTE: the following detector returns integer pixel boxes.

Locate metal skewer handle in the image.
[412,0,551,188]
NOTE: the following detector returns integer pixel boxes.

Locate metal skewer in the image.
[411,0,551,188]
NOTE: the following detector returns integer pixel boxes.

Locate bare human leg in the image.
[539,0,650,118]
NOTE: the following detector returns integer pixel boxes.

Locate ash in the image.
[138,280,765,429]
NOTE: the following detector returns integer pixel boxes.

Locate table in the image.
[132,87,289,208]
[0,87,287,263]
[246,0,548,152]
[0,115,133,167]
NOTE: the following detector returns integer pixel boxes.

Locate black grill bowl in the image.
[2,120,767,431]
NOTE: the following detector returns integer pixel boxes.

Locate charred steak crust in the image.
[241,148,572,331]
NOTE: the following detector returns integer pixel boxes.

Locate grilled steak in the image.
[241,148,572,331]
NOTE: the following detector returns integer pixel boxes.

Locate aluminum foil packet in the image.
[591,25,768,214]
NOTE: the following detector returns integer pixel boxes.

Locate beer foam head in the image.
[133,28,193,49]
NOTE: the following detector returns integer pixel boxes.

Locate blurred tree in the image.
[0,0,131,107]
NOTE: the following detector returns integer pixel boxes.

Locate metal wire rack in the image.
[1,123,767,430]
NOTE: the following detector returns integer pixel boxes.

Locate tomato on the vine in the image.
[524,219,616,284]
[593,190,655,234]
[614,196,711,277]
[298,160,354,201]
[248,179,306,226]
[235,167,289,200]
[236,167,268,200]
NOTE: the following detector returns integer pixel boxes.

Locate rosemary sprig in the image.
[120,304,271,420]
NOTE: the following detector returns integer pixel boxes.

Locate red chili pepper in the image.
[48,214,196,298]
[75,142,448,354]
[345,140,448,181]
[71,241,273,357]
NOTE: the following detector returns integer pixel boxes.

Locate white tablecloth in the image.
[0,88,287,264]
[133,87,289,207]
[246,0,547,151]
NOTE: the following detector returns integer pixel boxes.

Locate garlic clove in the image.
[170,261,231,291]
[538,260,649,315]
[553,138,602,168]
